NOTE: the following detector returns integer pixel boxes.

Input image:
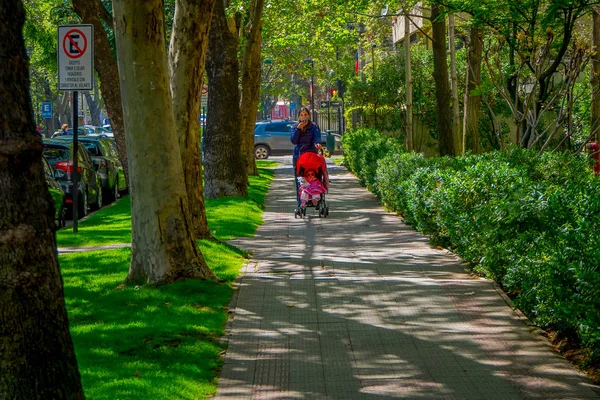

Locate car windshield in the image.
[43,146,70,161]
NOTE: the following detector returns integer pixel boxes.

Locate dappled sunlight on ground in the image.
[216,157,599,399]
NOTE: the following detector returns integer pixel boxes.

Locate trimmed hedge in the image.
[342,128,600,363]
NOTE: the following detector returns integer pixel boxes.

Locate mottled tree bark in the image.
[0,1,84,397]
[239,0,265,176]
[72,0,129,185]
[113,0,216,283]
[465,27,483,153]
[168,0,215,239]
[84,90,101,127]
[592,6,600,142]
[205,0,248,198]
[448,14,461,154]
[431,3,454,156]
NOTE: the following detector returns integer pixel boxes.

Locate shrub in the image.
[343,129,600,362]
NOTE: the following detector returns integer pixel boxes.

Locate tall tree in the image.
[205,0,248,198]
[72,0,130,184]
[240,0,265,176]
[113,0,216,283]
[592,6,600,142]
[448,13,461,154]
[465,27,483,153]
[431,2,455,156]
[168,0,215,238]
[0,0,84,397]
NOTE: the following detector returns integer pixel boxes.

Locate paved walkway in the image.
[215,158,599,399]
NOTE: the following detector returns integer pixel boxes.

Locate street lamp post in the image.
[304,59,315,121]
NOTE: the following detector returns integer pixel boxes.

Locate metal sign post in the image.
[58,24,93,232]
[72,92,79,232]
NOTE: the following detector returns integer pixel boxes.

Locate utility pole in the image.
[404,5,413,151]
[371,41,377,126]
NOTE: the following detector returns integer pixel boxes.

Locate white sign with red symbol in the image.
[58,25,94,91]
[201,84,208,107]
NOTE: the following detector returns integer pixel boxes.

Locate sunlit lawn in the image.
[331,155,344,165]
[60,166,274,399]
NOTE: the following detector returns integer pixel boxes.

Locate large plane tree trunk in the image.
[239,0,265,176]
[0,1,84,397]
[72,0,130,185]
[168,0,215,239]
[431,2,455,156]
[113,0,216,283]
[465,27,483,153]
[205,0,248,198]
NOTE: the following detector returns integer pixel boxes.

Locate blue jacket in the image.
[290,122,321,159]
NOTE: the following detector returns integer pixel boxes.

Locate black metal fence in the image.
[315,107,346,134]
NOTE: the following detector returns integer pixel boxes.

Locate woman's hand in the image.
[298,120,308,129]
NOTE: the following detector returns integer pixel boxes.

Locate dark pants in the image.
[293,157,299,205]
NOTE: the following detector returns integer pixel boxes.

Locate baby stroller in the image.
[294,151,329,219]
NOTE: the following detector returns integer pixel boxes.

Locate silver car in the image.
[254,120,296,159]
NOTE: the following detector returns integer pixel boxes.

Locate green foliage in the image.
[61,246,239,399]
[344,129,600,362]
[58,167,274,398]
[341,128,399,189]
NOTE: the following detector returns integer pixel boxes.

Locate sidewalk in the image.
[215,158,599,399]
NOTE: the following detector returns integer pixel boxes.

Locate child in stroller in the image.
[294,151,329,218]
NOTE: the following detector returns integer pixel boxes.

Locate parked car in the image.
[54,136,125,203]
[254,120,296,159]
[42,155,66,228]
[42,139,103,219]
[83,125,112,135]
[51,127,87,138]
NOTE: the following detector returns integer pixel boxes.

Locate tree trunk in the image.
[592,6,600,142]
[72,0,130,185]
[84,91,101,127]
[239,0,265,176]
[465,27,483,153]
[168,0,215,239]
[205,0,248,198]
[448,13,461,154]
[0,1,84,397]
[58,92,70,125]
[113,0,216,283]
[431,3,454,156]
[404,9,413,151]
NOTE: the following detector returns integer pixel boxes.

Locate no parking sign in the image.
[58,25,94,91]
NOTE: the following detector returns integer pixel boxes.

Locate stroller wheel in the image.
[302,208,306,217]
[325,206,329,217]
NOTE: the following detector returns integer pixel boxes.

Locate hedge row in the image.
[342,128,600,363]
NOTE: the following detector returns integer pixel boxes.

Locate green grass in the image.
[59,168,274,399]
[57,196,133,247]
[256,160,279,168]
[56,169,275,247]
[331,155,344,165]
